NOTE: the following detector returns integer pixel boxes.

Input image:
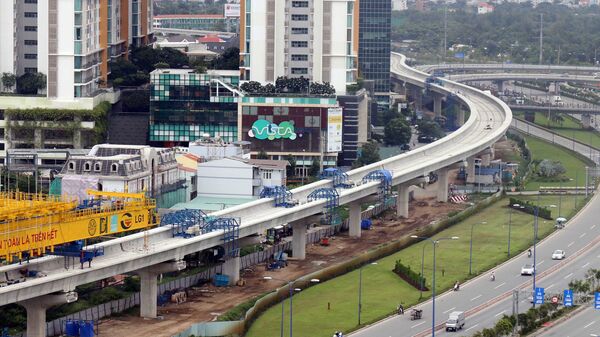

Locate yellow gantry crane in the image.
[0,190,158,262]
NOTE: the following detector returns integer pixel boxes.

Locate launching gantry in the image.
[0,190,158,262]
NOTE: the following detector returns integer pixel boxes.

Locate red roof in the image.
[197,34,225,43]
[154,14,225,19]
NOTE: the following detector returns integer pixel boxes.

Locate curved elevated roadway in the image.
[450,73,600,84]
[418,62,600,74]
[0,54,511,309]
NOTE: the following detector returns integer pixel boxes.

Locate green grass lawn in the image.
[515,112,600,148]
[246,195,580,337]
[524,136,590,190]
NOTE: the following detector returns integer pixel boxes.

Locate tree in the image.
[1,72,16,92]
[354,141,381,167]
[122,90,150,112]
[417,120,445,139]
[16,72,46,94]
[285,154,297,178]
[309,158,321,177]
[256,149,268,159]
[384,118,412,146]
[153,61,169,69]
[537,159,566,178]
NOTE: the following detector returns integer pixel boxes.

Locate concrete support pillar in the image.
[291,221,307,260]
[433,94,443,117]
[348,200,362,238]
[437,168,449,202]
[456,109,465,126]
[582,113,591,129]
[495,80,504,93]
[137,260,186,318]
[222,256,241,285]
[19,292,78,337]
[466,156,476,184]
[481,153,491,167]
[396,183,410,218]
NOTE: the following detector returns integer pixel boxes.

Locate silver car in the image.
[521,264,535,275]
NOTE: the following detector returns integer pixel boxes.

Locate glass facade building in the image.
[358,0,391,96]
[149,70,240,146]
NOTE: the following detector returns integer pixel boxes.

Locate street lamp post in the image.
[469,222,486,275]
[411,235,459,337]
[508,204,519,258]
[263,277,320,337]
[358,262,378,325]
[419,243,427,299]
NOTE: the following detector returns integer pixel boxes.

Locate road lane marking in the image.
[546,284,555,290]
[538,260,545,266]
[494,282,506,289]
[443,307,456,314]
[592,224,596,230]
[411,321,426,329]
[580,233,587,239]
[495,310,506,317]
[466,324,479,332]
[568,241,575,247]
[471,294,482,301]
[583,262,590,269]
[583,321,596,329]
[564,272,574,279]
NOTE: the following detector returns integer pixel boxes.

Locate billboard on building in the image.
[327,107,343,152]
[224,4,241,17]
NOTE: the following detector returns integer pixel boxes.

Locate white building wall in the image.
[101,179,126,193]
[0,1,16,77]
[37,0,49,77]
[273,0,285,79]
[197,159,254,197]
[56,0,76,101]
[248,0,267,83]
[329,0,350,94]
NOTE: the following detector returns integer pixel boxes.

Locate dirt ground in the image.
[96,194,467,337]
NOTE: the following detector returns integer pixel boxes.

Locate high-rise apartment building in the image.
[359,0,391,108]
[239,0,359,95]
[0,0,152,102]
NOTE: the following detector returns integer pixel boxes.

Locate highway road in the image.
[352,188,600,337]
[538,306,600,337]
[418,63,600,74]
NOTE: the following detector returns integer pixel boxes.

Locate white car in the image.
[552,250,566,260]
[521,264,535,275]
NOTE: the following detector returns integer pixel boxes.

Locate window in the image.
[24,54,37,59]
[291,27,308,35]
[83,162,91,171]
[291,41,308,48]
[291,54,308,61]
[24,12,38,18]
[111,163,118,172]
[262,170,272,180]
[24,40,37,46]
[291,14,308,21]
[24,67,37,73]
[25,0,38,3]
[291,67,308,74]
[94,163,101,172]
[68,162,76,171]
[24,26,37,32]
[292,1,309,7]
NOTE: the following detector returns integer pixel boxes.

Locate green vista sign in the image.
[248,119,297,140]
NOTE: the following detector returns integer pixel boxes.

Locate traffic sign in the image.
[595,292,600,309]
[564,289,573,307]
[551,296,558,304]
[535,287,545,305]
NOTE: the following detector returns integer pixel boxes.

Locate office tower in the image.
[359,0,391,109]
[239,0,359,94]
[0,0,153,101]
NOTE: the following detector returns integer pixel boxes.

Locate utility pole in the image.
[444,5,448,62]
[539,14,543,65]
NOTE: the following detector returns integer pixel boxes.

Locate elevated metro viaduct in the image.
[0,55,512,337]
